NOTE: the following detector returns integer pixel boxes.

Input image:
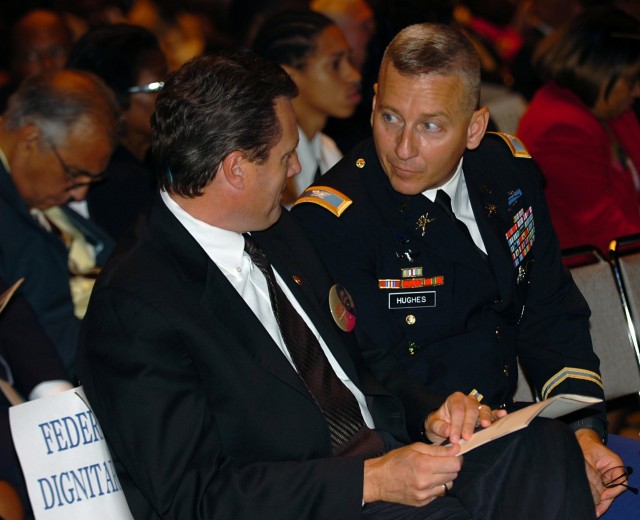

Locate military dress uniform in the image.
[292,133,606,435]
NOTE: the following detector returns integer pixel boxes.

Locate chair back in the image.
[514,246,640,402]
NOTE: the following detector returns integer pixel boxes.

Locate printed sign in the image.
[9,387,133,519]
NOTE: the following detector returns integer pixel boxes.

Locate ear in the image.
[466,107,489,150]
[18,124,41,150]
[220,150,247,190]
[281,64,298,82]
[370,83,379,127]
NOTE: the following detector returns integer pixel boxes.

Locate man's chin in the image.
[388,177,425,196]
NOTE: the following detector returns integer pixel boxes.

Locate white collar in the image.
[422,157,464,204]
[160,190,245,278]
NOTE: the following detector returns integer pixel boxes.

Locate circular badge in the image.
[329,284,356,332]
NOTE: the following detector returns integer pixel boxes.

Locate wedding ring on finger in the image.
[442,482,449,496]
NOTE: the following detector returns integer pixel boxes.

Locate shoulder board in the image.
[487,131,531,158]
[293,186,352,217]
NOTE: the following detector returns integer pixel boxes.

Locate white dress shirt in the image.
[422,158,487,254]
[161,190,375,427]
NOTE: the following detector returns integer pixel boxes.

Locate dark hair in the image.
[66,23,163,111]
[534,8,640,108]
[3,69,120,147]
[381,23,481,115]
[252,9,335,69]
[151,51,298,197]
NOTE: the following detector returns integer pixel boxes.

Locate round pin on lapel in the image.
[329,284,356,332]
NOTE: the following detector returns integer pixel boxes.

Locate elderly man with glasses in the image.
[0,69,119,379]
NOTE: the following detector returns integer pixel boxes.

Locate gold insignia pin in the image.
[355,158,365,168]
[292,275,303,286]
[416,213,435,237]
[486,203,497,217]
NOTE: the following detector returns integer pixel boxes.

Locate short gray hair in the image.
[3,69,120,147]
[381,23,481,115]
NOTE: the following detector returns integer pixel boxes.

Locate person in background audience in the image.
[0,70,119,377]
[311,0,379,155]
[253,9,362,207]
[517,7,640,254]
[0,9,73,113]
[66,23,167,241]
[311,0,376,73]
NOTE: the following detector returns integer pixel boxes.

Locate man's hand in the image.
[423,391,507,445]
[575,428,626,518]
[363,443,462,506]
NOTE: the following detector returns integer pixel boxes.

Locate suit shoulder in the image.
[484,132,531,159]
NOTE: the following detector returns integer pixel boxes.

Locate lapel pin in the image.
[292,275,303,286]
[355,158,366,168]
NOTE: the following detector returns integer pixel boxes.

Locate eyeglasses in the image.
[46,138,106,190]
[127,81,164,94]
[601,466,639,495]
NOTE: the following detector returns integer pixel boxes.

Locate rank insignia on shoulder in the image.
[488,132,531,159]
[293,186,352,217]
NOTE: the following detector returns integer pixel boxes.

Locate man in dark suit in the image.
[76,51,597,519]
[0,70,119,377]
[292,22,627,517]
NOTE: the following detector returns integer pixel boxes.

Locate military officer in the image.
[292,22,626,517]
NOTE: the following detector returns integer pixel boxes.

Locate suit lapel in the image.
[147,196,312,399]
[253,223,364,389]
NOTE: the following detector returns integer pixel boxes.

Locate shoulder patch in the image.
[293,186,352,217]
[487,131,531,158]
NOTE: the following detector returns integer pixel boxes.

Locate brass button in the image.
[406,314,416,325]
[495,326,501,340]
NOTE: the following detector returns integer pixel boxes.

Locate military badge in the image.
[505,206,535,267]
[416,213,435,237]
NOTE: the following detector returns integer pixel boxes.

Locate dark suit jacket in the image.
[292,136,604,417]
[0,161,114,377]
[0,162,78,374]
[76,195,440,520]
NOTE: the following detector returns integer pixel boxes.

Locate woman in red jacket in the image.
[517,7,640,255]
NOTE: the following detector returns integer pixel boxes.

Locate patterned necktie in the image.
[435,190,488,261]
[243,234,384,457]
